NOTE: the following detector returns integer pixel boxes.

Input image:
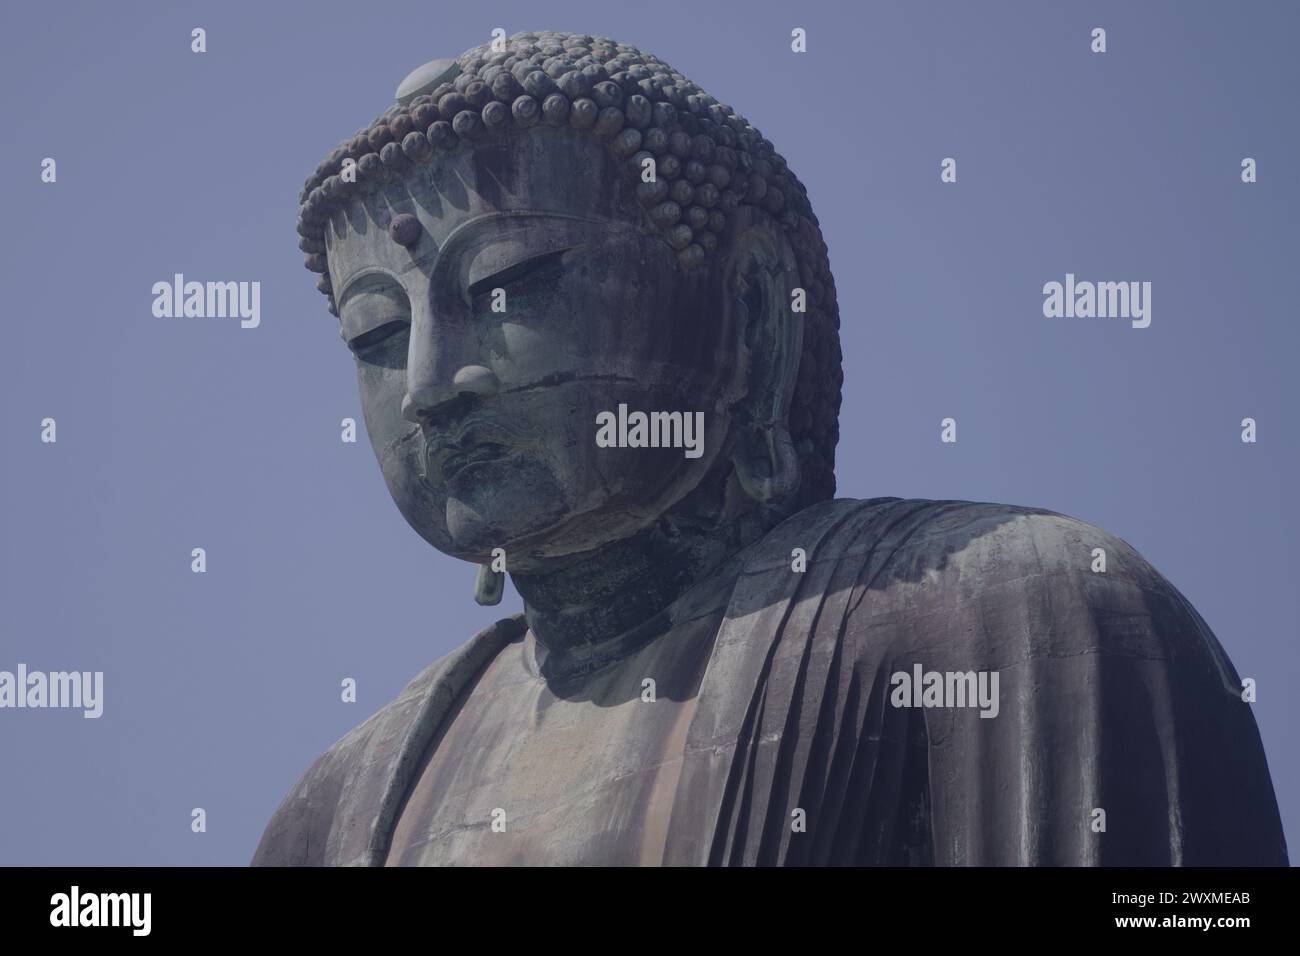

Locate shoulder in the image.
[715,498,1284,864]
[768,494,1169,591]
[747,496,1214,661]
[250,613,526,866]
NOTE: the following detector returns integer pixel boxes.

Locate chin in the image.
[441,503,561,563]
[439,463,572,558]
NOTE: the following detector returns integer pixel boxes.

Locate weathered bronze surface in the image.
[255,32,1288,866]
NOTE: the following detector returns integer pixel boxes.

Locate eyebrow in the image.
[332,209,618,304]
[336,267,405,306]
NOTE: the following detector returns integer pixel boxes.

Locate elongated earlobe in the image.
[723,209,804,505]
[474,563,504,605]
[735,421,800,503]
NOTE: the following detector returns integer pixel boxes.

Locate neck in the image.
[510,469,784,678]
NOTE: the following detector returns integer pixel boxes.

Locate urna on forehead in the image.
[295,29,845,507]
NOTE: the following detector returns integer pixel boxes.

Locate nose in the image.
[402,364,500,424]
[402,287,501,424]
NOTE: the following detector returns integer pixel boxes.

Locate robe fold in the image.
[252,497,1289,866]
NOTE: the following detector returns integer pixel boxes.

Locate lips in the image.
[440,442,511,481]
[422,418,517,484]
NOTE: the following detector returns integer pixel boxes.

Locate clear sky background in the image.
[2,0,1295,865]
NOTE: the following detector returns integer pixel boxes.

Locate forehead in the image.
[325,127,641,295]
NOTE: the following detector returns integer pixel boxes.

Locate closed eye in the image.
[466,246,573,301]
[349,318,409,352]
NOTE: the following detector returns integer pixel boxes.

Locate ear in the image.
[719,207,804,504]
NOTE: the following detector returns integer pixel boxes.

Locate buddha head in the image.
[297,31,842,581]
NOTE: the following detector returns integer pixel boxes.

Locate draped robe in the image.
[252,497,1289,866]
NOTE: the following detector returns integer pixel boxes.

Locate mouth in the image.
[440,442,512,481]
[422,415,518,482]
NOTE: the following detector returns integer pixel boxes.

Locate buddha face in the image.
[324,128,756,569]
